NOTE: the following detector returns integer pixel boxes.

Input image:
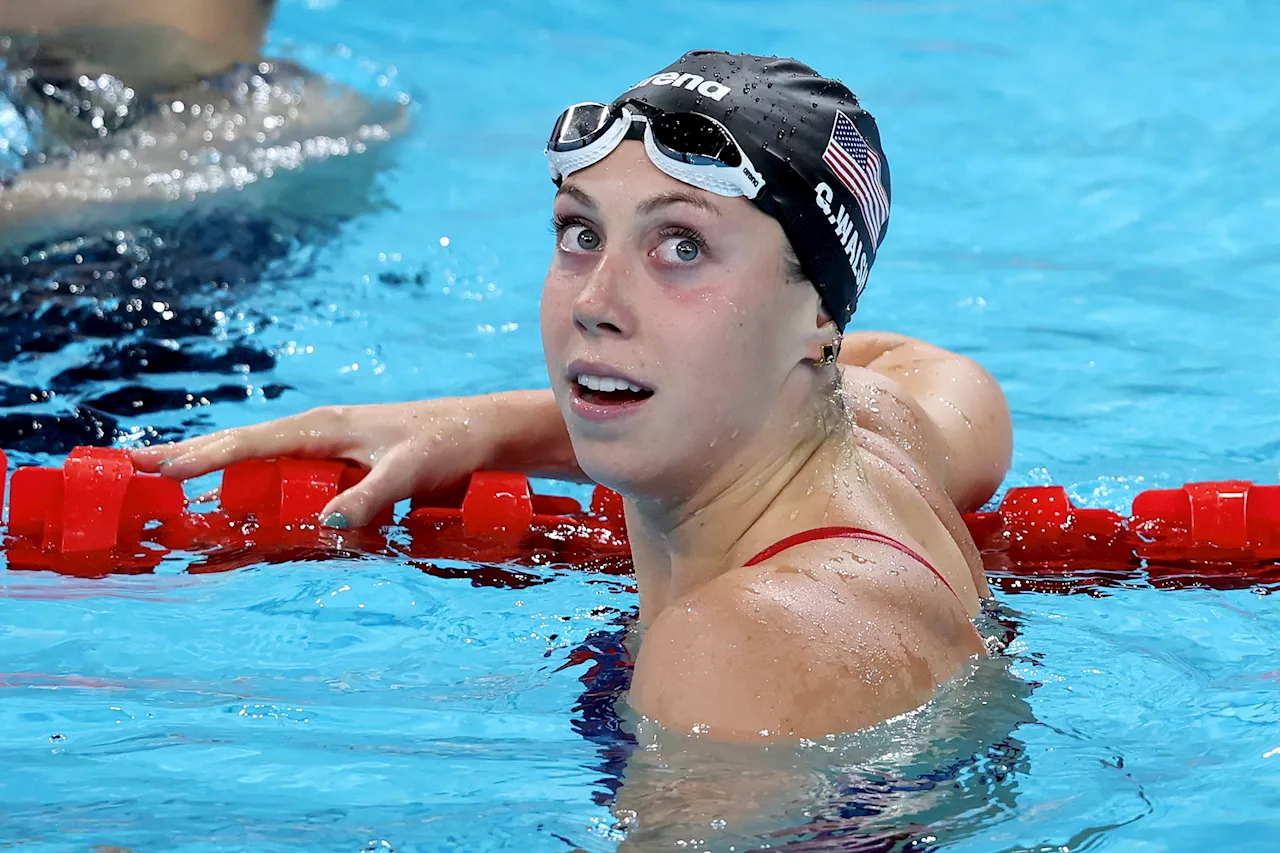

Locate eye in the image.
[558,223,602,253]
[652,235,702,265]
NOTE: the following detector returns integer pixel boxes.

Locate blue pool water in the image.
[2,0,1279,850]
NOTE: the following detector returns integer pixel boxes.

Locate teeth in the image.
[576,373,647,394]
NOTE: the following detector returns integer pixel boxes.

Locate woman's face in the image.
[541,141,823,498]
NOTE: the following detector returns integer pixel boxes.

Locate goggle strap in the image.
[547,105,765,200]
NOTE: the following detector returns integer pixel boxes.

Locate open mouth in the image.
[573,373,655,406]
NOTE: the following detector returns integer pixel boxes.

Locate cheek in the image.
[661,302,772,404]
[540,274,574,350]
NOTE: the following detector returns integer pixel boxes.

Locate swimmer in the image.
[132,51,1013,741]
[0,0,405,252]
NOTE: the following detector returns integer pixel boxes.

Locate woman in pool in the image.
[133,51,1013,740]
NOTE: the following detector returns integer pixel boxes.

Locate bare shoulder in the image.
[628,552,984,741]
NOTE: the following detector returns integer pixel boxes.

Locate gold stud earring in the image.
[815,338,841,366]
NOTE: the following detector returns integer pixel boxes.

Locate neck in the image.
[625,380,848,622]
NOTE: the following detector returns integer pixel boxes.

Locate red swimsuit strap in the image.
[743,526,962,602]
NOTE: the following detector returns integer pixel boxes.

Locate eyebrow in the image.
[635,190,722,218]
[555,184,722,218]
[555,183,597,209]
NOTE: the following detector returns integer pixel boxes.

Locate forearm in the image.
[485,389,588,483]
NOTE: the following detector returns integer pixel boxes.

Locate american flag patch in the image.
[822,111,888,242]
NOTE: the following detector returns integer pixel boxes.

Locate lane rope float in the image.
[1,446,1276,590]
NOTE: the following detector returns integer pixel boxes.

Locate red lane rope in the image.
[2,447,1278,588]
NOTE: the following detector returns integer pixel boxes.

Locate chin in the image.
[575,439,716,505]
[573,445,653,496]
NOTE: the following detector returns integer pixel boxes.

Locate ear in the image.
[803,311,842,366]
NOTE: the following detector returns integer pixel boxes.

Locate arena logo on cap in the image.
[814,182,870,293]
[631,72,731,102]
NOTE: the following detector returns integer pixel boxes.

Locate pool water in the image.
[2,0,1279,850]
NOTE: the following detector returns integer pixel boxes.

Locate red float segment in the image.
[63,448,133,552]
[6,466,62,541]
[1,449,627,572]
[403,472,628,564]
[1131,480,1280,564]
[461,471,534,539]
[219,458,394,528]
[6,447,186,556]
[967,486,1138,573]
[969,482,1280,575]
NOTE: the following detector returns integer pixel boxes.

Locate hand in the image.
[130,397,502,529]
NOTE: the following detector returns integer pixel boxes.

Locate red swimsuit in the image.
[744,526,963,603]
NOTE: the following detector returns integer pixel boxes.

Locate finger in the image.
[319,453,424,529]
[192,486,222,504]
[130,430,232,471]
[139,416,363,481]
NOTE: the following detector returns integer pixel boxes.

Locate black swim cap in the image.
[613,50,890,329]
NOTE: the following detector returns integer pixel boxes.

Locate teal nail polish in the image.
[157,458,172,468]
[320,512,350,530]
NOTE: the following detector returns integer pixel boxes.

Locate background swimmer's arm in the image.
[0,0,270,92]
[0,75,407,254]
[837,331,1012,513]
[0,159,185,253]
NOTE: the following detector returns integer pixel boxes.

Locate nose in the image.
[572,251,634,338]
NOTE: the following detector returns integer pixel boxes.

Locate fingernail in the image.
[320,512,350,530]
[157,458,172,468]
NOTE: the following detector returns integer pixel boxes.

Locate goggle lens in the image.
[648,112,742,169]
[550,103,615,151]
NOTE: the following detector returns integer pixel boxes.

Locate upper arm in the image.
[839,331,1012,513]
[628,565,980,740]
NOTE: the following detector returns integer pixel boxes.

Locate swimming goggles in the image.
[545,101,766,200]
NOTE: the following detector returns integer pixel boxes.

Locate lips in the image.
[566,360,655,422]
